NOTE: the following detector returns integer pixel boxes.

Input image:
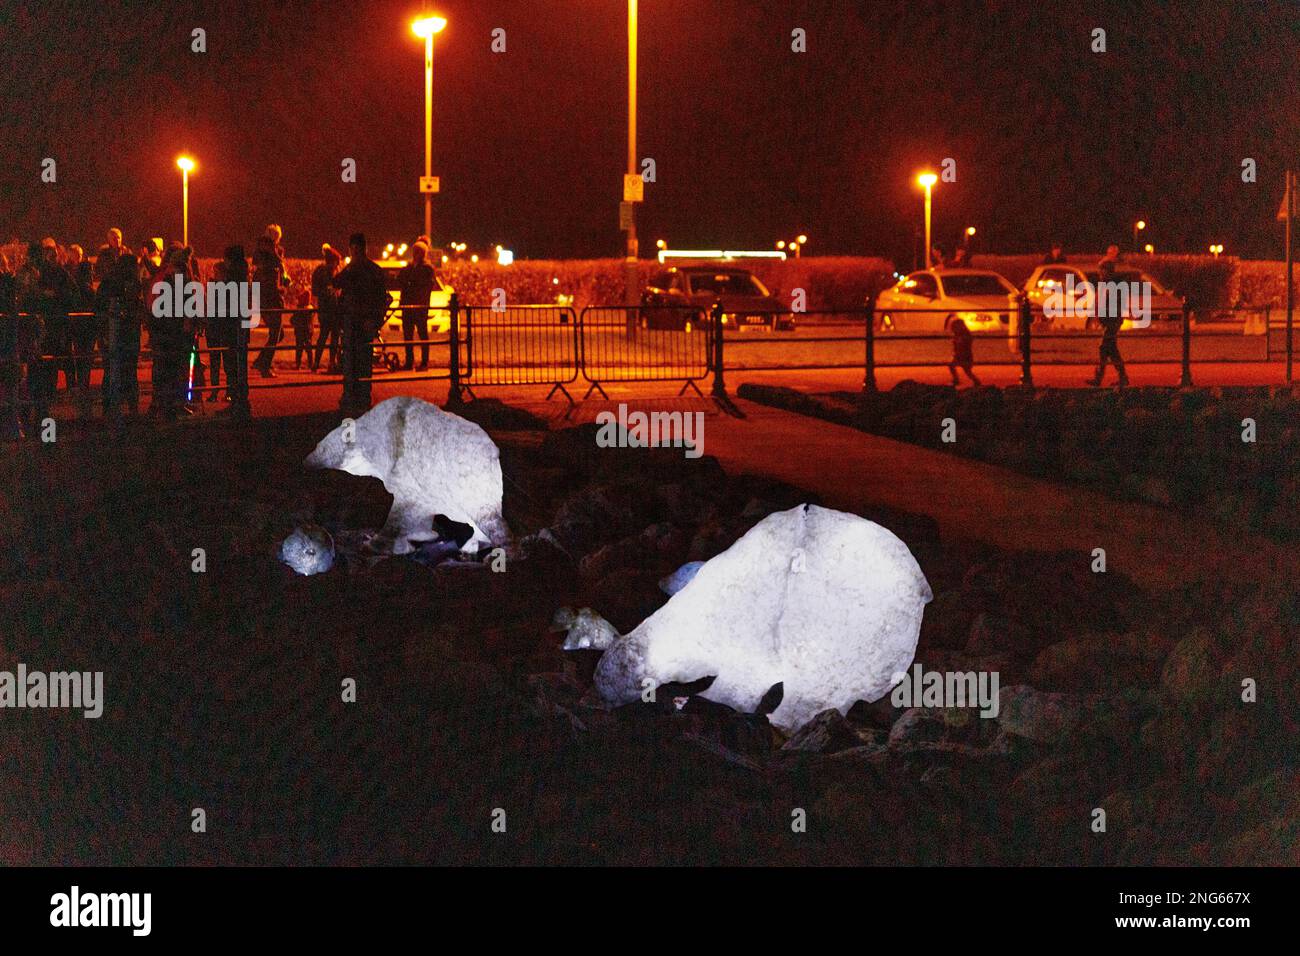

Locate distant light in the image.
[411,16,447,39]
[1143,244,1154,254]
[1136,220,1147,230]
[176,156,195,172]
[656,239,667,249]
[496,248,514,266]
[917,172,938,189]
[776,241,786,249]
[397,244,408,255]
[470,254,479,263]
[552,277,560,284]
[797,234,808,245]
[965,226,976,236]
[658,249,788,264]
[441,255,449,264]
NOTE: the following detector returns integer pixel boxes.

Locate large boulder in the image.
[593,504,932,732]
[304,396,507,554]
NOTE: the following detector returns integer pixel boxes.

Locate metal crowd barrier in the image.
[458,304,579,402]
[577,305,712,399]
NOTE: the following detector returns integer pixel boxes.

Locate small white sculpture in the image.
[279,524,335,576]
[304,396,507,554]
[594,504,932,731]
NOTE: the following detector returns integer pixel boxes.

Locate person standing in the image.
[1088,245,1129,387]
[251,231,289,377]
[397,241,435,371]
[333,232,387,411]
[311,245,343,372]
[65,245,98,406]
[1041,243,1067,265]
[99,247,143,418]
[0,252,21,439]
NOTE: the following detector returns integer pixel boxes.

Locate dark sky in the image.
[2,0,1298,262]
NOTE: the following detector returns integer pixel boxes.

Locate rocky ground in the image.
[0,400,1295,865]
[740,381,1300,541]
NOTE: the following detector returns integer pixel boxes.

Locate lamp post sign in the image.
[419,176,440,194]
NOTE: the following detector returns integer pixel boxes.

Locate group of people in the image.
[0,224,438,438]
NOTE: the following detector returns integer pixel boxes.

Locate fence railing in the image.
[4,295,1300,432]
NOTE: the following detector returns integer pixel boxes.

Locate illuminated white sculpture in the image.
[304,396,507,554]
[594,504,931,731]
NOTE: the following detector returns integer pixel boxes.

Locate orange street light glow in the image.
[176,156,195,172]
[1136,220,1146,230]
[966,226,976,236]
[797,234,808,244]
[917,172,938,189]
[411,16,447,38]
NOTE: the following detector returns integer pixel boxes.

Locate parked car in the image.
[874,269,1018,332]
[641,266,792,331]
[376,258,454,334]
[1023,264,1182,330]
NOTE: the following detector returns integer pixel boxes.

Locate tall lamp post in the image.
[917,172,938,269]
[176,156,195,247]
[623,0,639,306]
[411,15,447,242]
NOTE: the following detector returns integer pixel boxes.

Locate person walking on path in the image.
[1087,245,1130,387]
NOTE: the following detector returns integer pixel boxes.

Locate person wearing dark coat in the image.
[311,245,343,372]
[1088,245,1130,387]
[98,248,143,417]
[332,232,388,411]
[397,241,436,370]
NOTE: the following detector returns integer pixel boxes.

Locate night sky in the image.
[2,0,1298,262]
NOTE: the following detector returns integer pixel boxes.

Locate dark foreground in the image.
[0,404,1296,865]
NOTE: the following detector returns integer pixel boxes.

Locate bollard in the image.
[448,293,463,407]
[710,300,727,398]
[1018,294,1034,387]
[863,296,878,392]
[233,311,251,418]
[1179,299,1193,387]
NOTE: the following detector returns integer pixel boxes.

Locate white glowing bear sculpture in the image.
[595,504,932,731]
[304,396,507,554]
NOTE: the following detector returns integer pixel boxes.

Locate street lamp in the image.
[1210,243,1224,257]
[917,172,938,269]
[1143,243,1154,254]
[411,15,447,242]
[176,156,195,247]
[1133,219,1146,252]
[623,0,639,306]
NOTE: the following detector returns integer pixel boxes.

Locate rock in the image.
[966,611,1048,657]
[918,588,982,651]
[888,708,948,745]
[781,708,864,753]
[278,524,334,576]
[303,396,507,554]
[1160,629,1225,704]
[1028,632,1172,693]
[551,606,620,651]
[594,504,933,732]
[998,684,1145,745]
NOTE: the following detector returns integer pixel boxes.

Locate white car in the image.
[875,269,1019,333]
[1024,264,1183,331]
[376,258,454,334]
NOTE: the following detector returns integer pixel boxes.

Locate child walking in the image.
[948,318,981,386]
